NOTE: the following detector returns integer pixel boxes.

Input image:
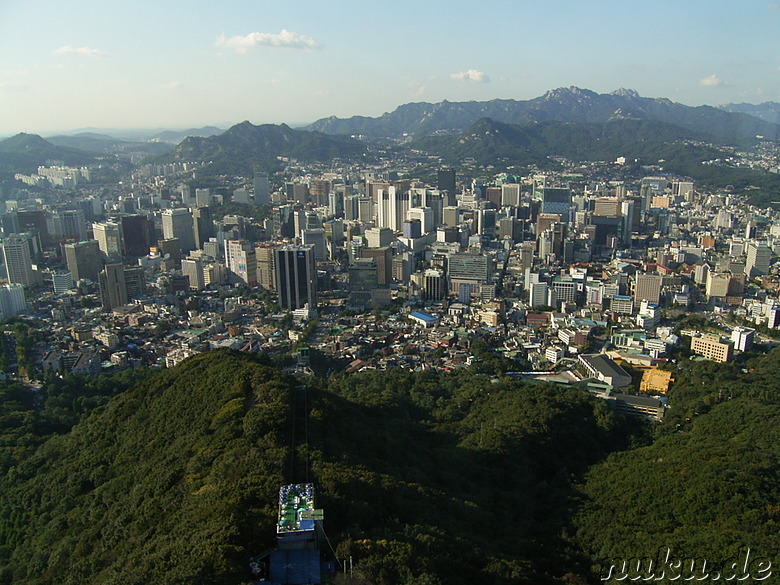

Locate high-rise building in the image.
[1,235,36,286]
[161,208,195,254]
[0,284,26,318]
[52,209,87,243]
[274,245,317,310]
[225,240,257,285]
[254,173,270,205]
[121,215,153,258]
[301,229,327,262]
[422,268,446,301]
[52,270,74,295]
[746,242,772,277]
[633,273,663,305]
[360,247,392,285]
[157,238,182,268]
[64,240,103,282]
[98,263,127,311]
[182,257,206,290]
[123,266,146,300]
[540,187,571,216]
[437,169,456,204]
[93,221,123,260]
[255,244,276,291]
[348,258,378,307]
[16,210,50,249]
[193,207,214,250]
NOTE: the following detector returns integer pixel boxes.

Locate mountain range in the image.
[308,87,780,143]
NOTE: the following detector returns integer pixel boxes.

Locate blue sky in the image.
[1,0,779,135]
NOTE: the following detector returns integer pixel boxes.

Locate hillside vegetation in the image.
[0,349,778,584]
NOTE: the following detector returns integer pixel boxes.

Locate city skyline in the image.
[2,0,780,135]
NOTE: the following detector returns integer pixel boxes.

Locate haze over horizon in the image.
[2,0,780,136]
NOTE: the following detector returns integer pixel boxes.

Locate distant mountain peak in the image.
[611,88,640,98]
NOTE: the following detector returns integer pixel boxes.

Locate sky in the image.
[2,0,780,136]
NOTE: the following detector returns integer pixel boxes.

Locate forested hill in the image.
[1,348,779,584]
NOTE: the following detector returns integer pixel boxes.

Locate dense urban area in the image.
[2,93,780,583]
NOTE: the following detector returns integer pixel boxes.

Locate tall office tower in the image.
[536,213,561,239]
[64,240,103,282]
[594,197,622,217]
[348,258,379,307]
[255,244,276,291]
[193,207,214,250]
[377,186,408,231]
[621,199,637,244]
[194,188,211,207]
[162,208,195,254]
[477,208,497,237]
[121,215,153,258]
[0,212,19,236]
[633,273,663,305]
[422,268,446,301]
[407,207,434,234]
[357,198,373,223]
[0,235,35,286]
[53,209,87,243]
[203,238,221,260]
[157,238,182,267]
[254,172,270,205]
[78,197,103,221]
[16,210,50,248]
[310,179,330,207]
[274,244,317,310]
[484,187,502,208]
[287,183,310,204]
[365,227,393,248]
[224,240,257,285]
[420,189,444,227]
[328,191,344,218]
[123,266,146,300]
[448,253,492,284]
[323,219,344,247]
[403,219,422,239]
[182,257,206,290]
[179,183,193,205]
[519,243,534,270]
[540,187,571,216]
[52,270,74,295]
[93,221,123,260]
[301,229,327,262]
[360,247,392,285]
[437,169,457,205]
[344,195,359,221]
[746,242,772,276]
[98,263,127,311]
[442,206,459,227]
[501,183,521,207]
[0,284,26,318]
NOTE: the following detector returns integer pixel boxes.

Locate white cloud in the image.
[215,29,320,53]
[52,45,108,57]
[160,81,183,90]
[450,69,490,83]
[699,74,723,87]
[410,84,426,98]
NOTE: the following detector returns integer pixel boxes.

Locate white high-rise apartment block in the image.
[0,235,35,287]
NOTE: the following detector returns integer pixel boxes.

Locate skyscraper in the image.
[0,284,26,318]
[161,208,195,254]
[540,187,571,216]
[193,207,214,250]
[256,245,276,291]
[182,257,205,290]
[93,221,123,260]
[121,215,153,258]
[64,240,103,282]
[274,245,316,310]
[0,235,35,286]
[98,263,127,311]
[225,240,257,285]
